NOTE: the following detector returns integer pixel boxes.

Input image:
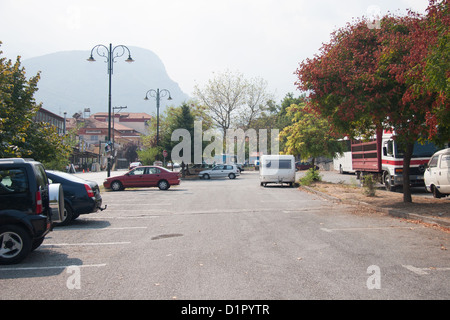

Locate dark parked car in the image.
[46,170,105,226]
[0,158,63,264]
[103,166,180,191]
[295,161,319,171]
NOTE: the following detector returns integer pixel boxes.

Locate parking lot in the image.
[1,171,449,301]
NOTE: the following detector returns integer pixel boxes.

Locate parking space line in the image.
[56,227,148,231]
[402,265,450,275]
[41,241,131,247]
[79,215,162,220]
[0,264,107,271]
[105,203,173,206]
[320,226,420,233]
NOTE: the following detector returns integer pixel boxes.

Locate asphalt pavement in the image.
[1,170,449,302]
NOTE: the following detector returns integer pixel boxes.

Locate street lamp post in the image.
[112,105,127,167]
[144,89,172,146]
[87,43,134,177]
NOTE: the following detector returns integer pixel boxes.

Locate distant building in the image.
[92,112,152,135]
[66,114,143,171]
[33,107,65,135]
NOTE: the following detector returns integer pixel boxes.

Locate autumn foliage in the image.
[294,0,449,202]
[295,0,449,143]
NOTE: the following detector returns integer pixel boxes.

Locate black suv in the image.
[0,158,63,264]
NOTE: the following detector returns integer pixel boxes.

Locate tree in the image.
[407,0,449,144]
[194,70,273,133]
[0,44,71,168]
[169,102,195,162]
[139,101,209,165]
[25,121,71,170]
[295,4,449,203]
[123,142,139,163]
[280,103,343,168]
[0,48,41,157]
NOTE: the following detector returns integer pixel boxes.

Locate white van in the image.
[260,155,296,187]
[424,148,450,198]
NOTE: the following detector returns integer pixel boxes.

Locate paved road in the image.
[1,171,449,305]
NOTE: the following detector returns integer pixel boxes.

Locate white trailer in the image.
[260,155,296,187]
[333,138,354,174]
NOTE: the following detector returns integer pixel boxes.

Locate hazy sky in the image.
[0,0,429,102]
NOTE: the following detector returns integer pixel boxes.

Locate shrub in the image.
[299,168,322,186]
[362,174,376,197]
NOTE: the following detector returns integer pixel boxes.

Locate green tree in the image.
[0,48,40,157]
[26,121,71,170]
[140,100,214,164]
[280,103,342,168]
[168,102,195,162]
[0,44,71,168]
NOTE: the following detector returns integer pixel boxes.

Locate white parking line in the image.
[106,203,173,206]
[56,227,148,231]
[41,242,130,247]
[403,265,450,275]
[0,264,106,271]
[320,226,419,233]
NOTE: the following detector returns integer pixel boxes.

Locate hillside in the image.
[22,47,190,117]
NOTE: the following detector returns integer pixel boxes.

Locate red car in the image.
[103,166,180,191]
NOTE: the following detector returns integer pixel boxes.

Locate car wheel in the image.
[228,173,236,179]
[158,180,170,190]
[111,181,123,191]
[383,172,396,192]
[0,225,32,265]
[431,185,443,199]
[56,203,74,226]
[203,173,210,179]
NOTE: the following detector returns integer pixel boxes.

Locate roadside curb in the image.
[300,186,450,228]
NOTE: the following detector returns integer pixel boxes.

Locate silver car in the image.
[199,164,241,179]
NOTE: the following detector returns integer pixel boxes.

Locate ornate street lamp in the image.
[87,43,134,177]
[144,89,172,146]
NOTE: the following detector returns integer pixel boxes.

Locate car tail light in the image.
[35,191,43,214]
[84,184,95,198]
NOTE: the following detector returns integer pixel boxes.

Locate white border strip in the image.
[0,264,106,271]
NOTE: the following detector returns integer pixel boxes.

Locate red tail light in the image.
[35,191,43,214]
[84,184,95,198]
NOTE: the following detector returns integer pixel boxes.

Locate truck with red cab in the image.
[351,129,439,191]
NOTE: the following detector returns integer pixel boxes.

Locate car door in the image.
[224,165,234,177]
[123,167,146,188]
[211,165,225,178]
[438,154,450,193]
[426,155,439,189]
[142,167,161,187]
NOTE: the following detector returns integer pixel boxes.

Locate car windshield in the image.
[396,141,439,158]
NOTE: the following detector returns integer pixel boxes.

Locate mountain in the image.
[22,47,190,118]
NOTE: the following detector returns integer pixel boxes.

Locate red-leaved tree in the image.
[295,1,449,202]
